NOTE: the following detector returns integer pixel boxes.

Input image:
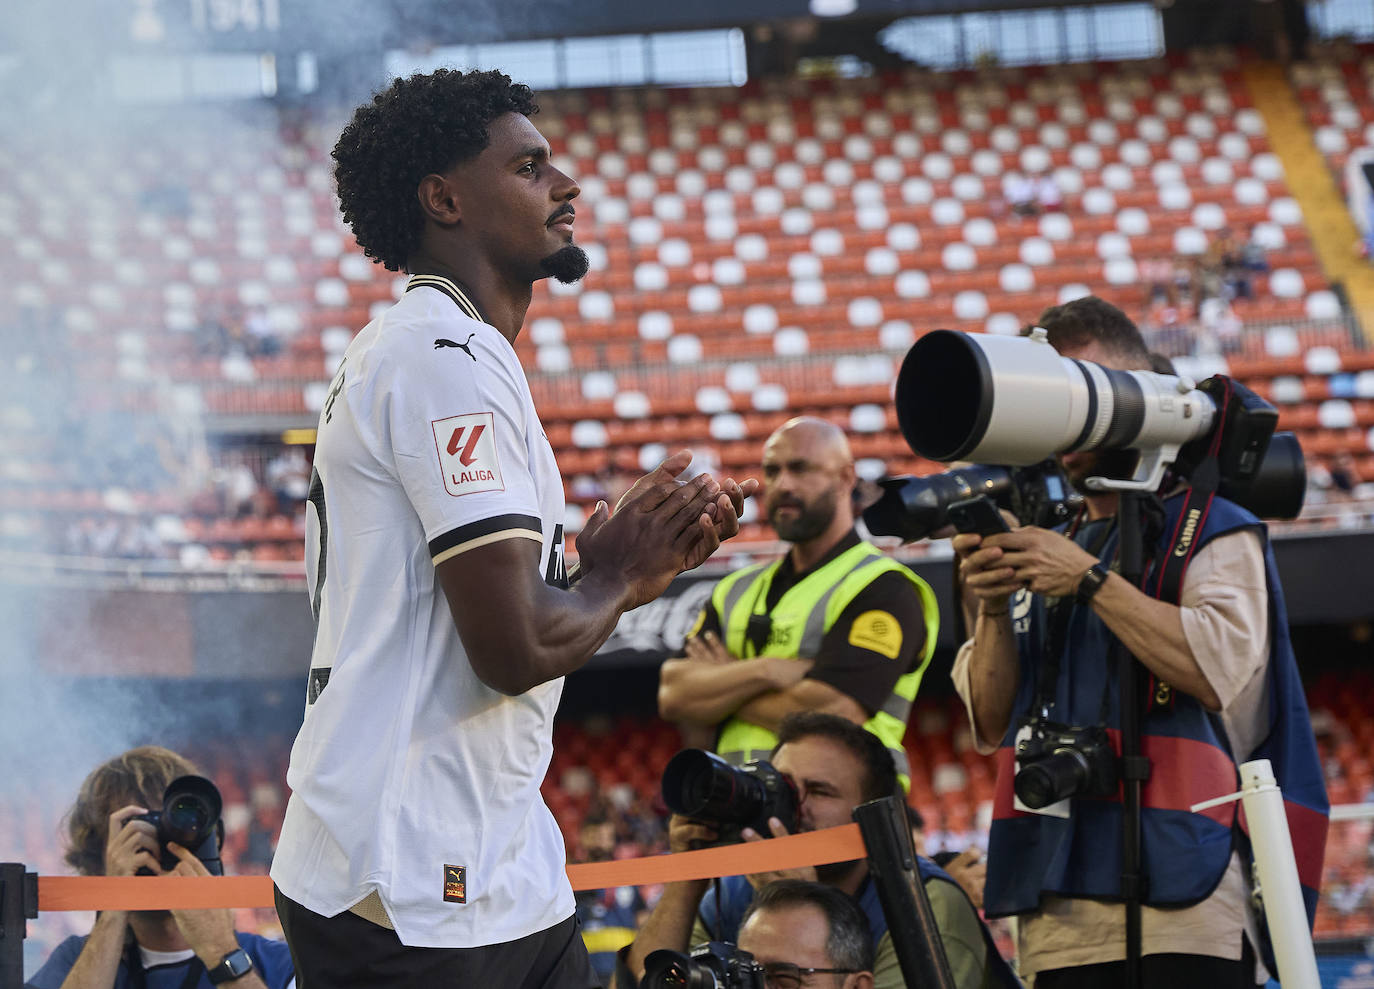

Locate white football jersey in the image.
[271,274,573,948]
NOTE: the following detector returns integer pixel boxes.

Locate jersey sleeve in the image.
[384,324,544,566]
[805,570,928,715]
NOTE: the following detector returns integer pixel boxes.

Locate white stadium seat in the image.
[954,290,989,320]
[1306,290,1342,321]
[668,334,704,364]
[1020,237,1055,266]
[639,310,673,340]
[942,243,977,271]
[999,263,1035,293]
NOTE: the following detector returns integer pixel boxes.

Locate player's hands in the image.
[577,470,722,608]
[164,842,242,967]
[942,848,987,910]
[952,531,1021,608]
[681,476,758,572]
[667,814,719,854]
[582,452,757,573]
[995,526,1099,597]
[105,805,160,878]
[610,450,695,515]
[739,817,817,889]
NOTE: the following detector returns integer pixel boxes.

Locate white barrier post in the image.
[1239,758,1320,989]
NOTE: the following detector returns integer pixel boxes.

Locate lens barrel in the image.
[895,329,1215,470]
[159,775,222,848]
[662,750,759,823]
[1014,748,1093,809]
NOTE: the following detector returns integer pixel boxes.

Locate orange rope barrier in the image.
[35,824,866,912]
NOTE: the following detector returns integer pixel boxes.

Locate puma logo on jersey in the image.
[434,334,477,361]
[443,865,467,903]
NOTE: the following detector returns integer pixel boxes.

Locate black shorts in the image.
[275,885,601,989]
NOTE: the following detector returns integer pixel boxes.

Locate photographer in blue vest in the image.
[951,296,1325,987]
[659,417,938,789]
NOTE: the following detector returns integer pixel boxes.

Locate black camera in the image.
[641,942,767,989]
[661,749,799,845]
[862,460,1079,543]
[1013,720,1119,810]
[130,775,224,875]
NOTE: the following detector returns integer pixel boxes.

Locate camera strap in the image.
[1146,378,1232,712]
[1032,515,1117,719]
[1153,377,1232,608]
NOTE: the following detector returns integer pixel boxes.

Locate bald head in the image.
[761,417,856,547]
[765,417,853,470]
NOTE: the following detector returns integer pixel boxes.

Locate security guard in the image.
[659,417,937,787]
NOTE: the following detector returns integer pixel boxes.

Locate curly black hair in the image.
[332,69,539,273]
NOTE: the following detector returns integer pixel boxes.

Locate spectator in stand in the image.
[245,308,281,357]
[266,448,312,515]
[26,746,295,989]
[214,453,261,520]
[1004,172,1037,217]
[1140,258,1172,308]
[574,817,648,986]
[1171,254,1196,307]
[1240,226,1269,277]
[1035,175,1061,213]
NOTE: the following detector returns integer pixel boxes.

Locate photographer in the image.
[26,746,294,989]
[951,296,1321,986]
[726,879,876,989]
[619,713,1015,989]
[658,418,938,788]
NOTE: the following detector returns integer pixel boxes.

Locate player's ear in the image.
[417,173,462,226]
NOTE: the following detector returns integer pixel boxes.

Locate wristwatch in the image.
[207,947,254,984]
[1075,563,1109,605]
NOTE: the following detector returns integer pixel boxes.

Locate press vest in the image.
[711,542,938,788]
[984,494,1327,941]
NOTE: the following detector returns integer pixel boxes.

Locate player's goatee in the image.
[540,245,590,284]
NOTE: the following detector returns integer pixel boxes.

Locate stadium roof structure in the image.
[6,0,1168,55]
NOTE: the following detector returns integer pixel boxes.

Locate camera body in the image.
[129,775,224,875]
[661,749,799,846]
[862,460,1079,543]
[1013,719,1119,810]
[641,942,768,989]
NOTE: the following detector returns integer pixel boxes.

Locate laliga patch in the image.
[848,610,903,659]
[432,412,504,497]
[443,865,467,903]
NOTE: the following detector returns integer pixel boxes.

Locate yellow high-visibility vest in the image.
[712,542,937,790]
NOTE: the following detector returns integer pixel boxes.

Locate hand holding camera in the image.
[106,804,163,879]
[738,816,818,890]
[994,526,1103,598]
